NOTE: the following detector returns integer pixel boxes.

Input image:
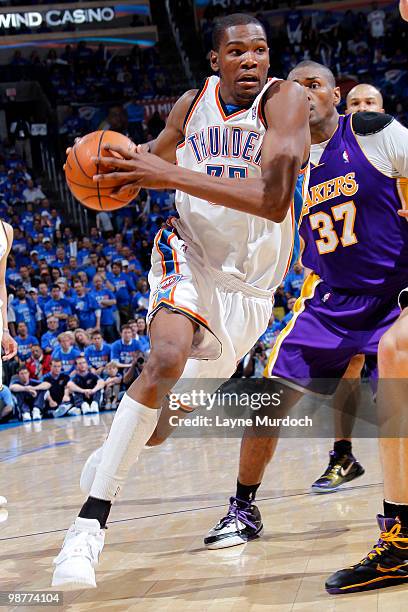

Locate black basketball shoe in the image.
[311,451,365,493]
[326,515,408,594]
[204,497,263,549]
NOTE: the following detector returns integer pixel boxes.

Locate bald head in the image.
[288,60,336,88]
[346,84,384,114]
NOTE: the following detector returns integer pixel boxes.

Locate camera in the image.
[137,357,145,366]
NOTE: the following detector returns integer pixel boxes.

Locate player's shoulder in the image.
[262,79,308,120]
[351,111,394,136]
[263,78,305,102]
[172,88,200,120]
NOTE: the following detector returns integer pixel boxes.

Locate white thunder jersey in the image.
[174,75,309,292]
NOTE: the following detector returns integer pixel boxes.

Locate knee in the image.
[379,330,397,364]
[378,322,408,375]
[144,343,188,384]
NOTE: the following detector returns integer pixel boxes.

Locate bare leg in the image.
[83,308,197,507]
[378,308,408,502]
[238,384,302,485]
[325,308,408,594]
[333,353,364,442]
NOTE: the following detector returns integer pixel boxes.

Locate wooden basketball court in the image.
[1,414,407,611]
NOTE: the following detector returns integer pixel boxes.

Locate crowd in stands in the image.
[200,1,408,123]
[0,140,304,424]
[8,42,171,107]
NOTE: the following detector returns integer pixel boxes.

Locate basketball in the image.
[64,130,140,211]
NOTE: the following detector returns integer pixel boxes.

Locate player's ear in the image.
[210,50,219,73]
[333,86,341,107]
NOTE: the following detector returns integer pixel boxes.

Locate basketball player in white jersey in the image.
[52,13,310,588]
[0,220,18,509]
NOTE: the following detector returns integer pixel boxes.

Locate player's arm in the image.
[401,0,408,20]
[94,81,310,223]
[90,378,105,393]
[33,381,51,391]
[0,222,17,360]
[67,380,86,393]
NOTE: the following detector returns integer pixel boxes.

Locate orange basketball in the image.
[64,130,140,211]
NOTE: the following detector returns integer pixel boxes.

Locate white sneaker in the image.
[22,411,31,421]
[81,402,91,415]
[53,403,72,418]
[89,401,99,414]
[80,446,104,494]
[52,517,105,588]
[69,406,82,416]
[0,495,7,506]
[32,407,42,421]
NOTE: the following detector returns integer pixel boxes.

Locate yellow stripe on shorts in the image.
[264,272,322,378]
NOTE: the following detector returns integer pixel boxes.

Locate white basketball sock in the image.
[90,394,158,501]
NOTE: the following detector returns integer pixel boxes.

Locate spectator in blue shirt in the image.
[71,279,101,330]
[76,237,92,265]
[90,274,118,342]
[44,284,72,332]
[15,321,39,362]
[85,330,111,375]
[5,254,22,289]
[134,316,150,353]
[284,261,304,299]
[259,314,282,349]
[51,332,82,375]
[9,365,49,421]
[37,281,51,312]
[38,237,56,265]
[53,247,67,270]
[41,315,60,353]
[80,252,99,280]
[102,236,118,262]
[132,277,150,318]
[67,355,105,414]
[107,261,135,322]
[110,324,142,369]
[9,285,38,336]
[280,297,297,330]
[0,385,15,423]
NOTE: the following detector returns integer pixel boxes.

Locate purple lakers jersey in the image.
[301,114,408,295]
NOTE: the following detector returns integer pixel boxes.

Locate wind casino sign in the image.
[0,7,115,29]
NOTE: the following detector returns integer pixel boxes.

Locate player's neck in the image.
[218,83,251,110]
[310,112,339,145]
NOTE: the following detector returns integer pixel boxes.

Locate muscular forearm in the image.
[10,384,27,392]
[67,382,86,393]
[35,382,51,391]
[91,380,105,393]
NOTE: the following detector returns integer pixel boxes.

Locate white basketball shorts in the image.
[147,226,272,398]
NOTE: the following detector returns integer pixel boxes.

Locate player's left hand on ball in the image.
[2,331,17,361]
[92,144,172,190]
[398,209,408,221]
